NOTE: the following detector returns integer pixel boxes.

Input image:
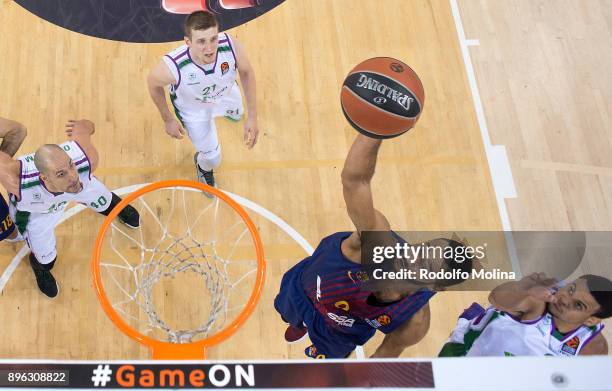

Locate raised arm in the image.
[232,37,259,148]
[371,304,430,358]
[341,134,390,233]
[147,59,185,139]
[0,151,20,195]
[488,273,557,320]
[0,117,27,156]
[65,120,99,172]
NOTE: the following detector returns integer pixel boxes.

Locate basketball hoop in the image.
[91,180,265,359]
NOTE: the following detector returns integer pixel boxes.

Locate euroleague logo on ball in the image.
[373,96,387,105]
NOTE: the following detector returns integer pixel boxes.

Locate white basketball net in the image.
[99,186,259,344]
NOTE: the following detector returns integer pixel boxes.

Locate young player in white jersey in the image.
[439,273,611,356]
[0,120,140,298]
[0,117,27,241]
[147,11,259,189]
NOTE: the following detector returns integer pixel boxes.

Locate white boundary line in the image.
[449,0,522,278]
[0,183,366,359]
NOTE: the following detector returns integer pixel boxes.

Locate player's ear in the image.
[583,315,601,327]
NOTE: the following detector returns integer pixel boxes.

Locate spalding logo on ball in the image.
[341,57,424,139]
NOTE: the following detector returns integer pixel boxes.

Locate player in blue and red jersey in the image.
[274,134,473,358]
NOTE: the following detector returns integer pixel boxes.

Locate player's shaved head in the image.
[34,144,68,175]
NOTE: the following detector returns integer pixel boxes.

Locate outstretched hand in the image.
[243,117,259,149]
[65,119,94,139]
[165,118,186,139]
[525,273,559,303]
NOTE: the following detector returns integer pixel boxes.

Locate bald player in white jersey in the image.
[0,120,140,298]
[147,11,259,189]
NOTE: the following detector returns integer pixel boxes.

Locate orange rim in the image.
[91,180,266,359]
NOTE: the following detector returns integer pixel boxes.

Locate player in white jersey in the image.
[147,11,259,189]
[0,117,27,241]
[439,273,611,356]
[0,120,140,298]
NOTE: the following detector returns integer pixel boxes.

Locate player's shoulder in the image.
[218,33,236,52]
[58,140,80,155]
[580,331,608,355]
[59,141,89,166]
[165,44,190,62]
[219,32,232,43]
[320,231,353,246]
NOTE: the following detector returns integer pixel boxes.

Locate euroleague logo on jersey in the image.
[14,0,285,43]
[221,62,230,75]
[377,314,392,326]
[561,336,580,356]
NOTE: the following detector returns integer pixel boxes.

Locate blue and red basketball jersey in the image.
[275,231,435,357]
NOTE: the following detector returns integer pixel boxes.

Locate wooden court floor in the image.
[0,0,609,358]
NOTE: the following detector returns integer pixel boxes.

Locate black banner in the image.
[359,231,612,291]
[0,362,434,388]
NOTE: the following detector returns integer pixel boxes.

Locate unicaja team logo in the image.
[14,0,285,43]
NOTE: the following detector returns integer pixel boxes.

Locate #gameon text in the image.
[115,365,254,388]
[372,243,486,263]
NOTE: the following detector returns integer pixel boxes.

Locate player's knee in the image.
[196,147,222,171]
[97,192,141,228]
[7,229,17,240]
[0,195,15,241]
[98,192,122,216]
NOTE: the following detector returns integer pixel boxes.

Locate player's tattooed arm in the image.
[488,272,557,320]
[65,119,100,172]
[0,151,20,195]
[370,304,431,358]
[0,117,27,157]
[147,61,185,140]
[232,37,259,148]
[341,134,391,233]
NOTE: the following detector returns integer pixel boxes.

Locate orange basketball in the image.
[341,57,425,139]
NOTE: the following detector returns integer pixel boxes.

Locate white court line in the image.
[0,183,366,358]
[449,0,522,278]
[0,203,90,293]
